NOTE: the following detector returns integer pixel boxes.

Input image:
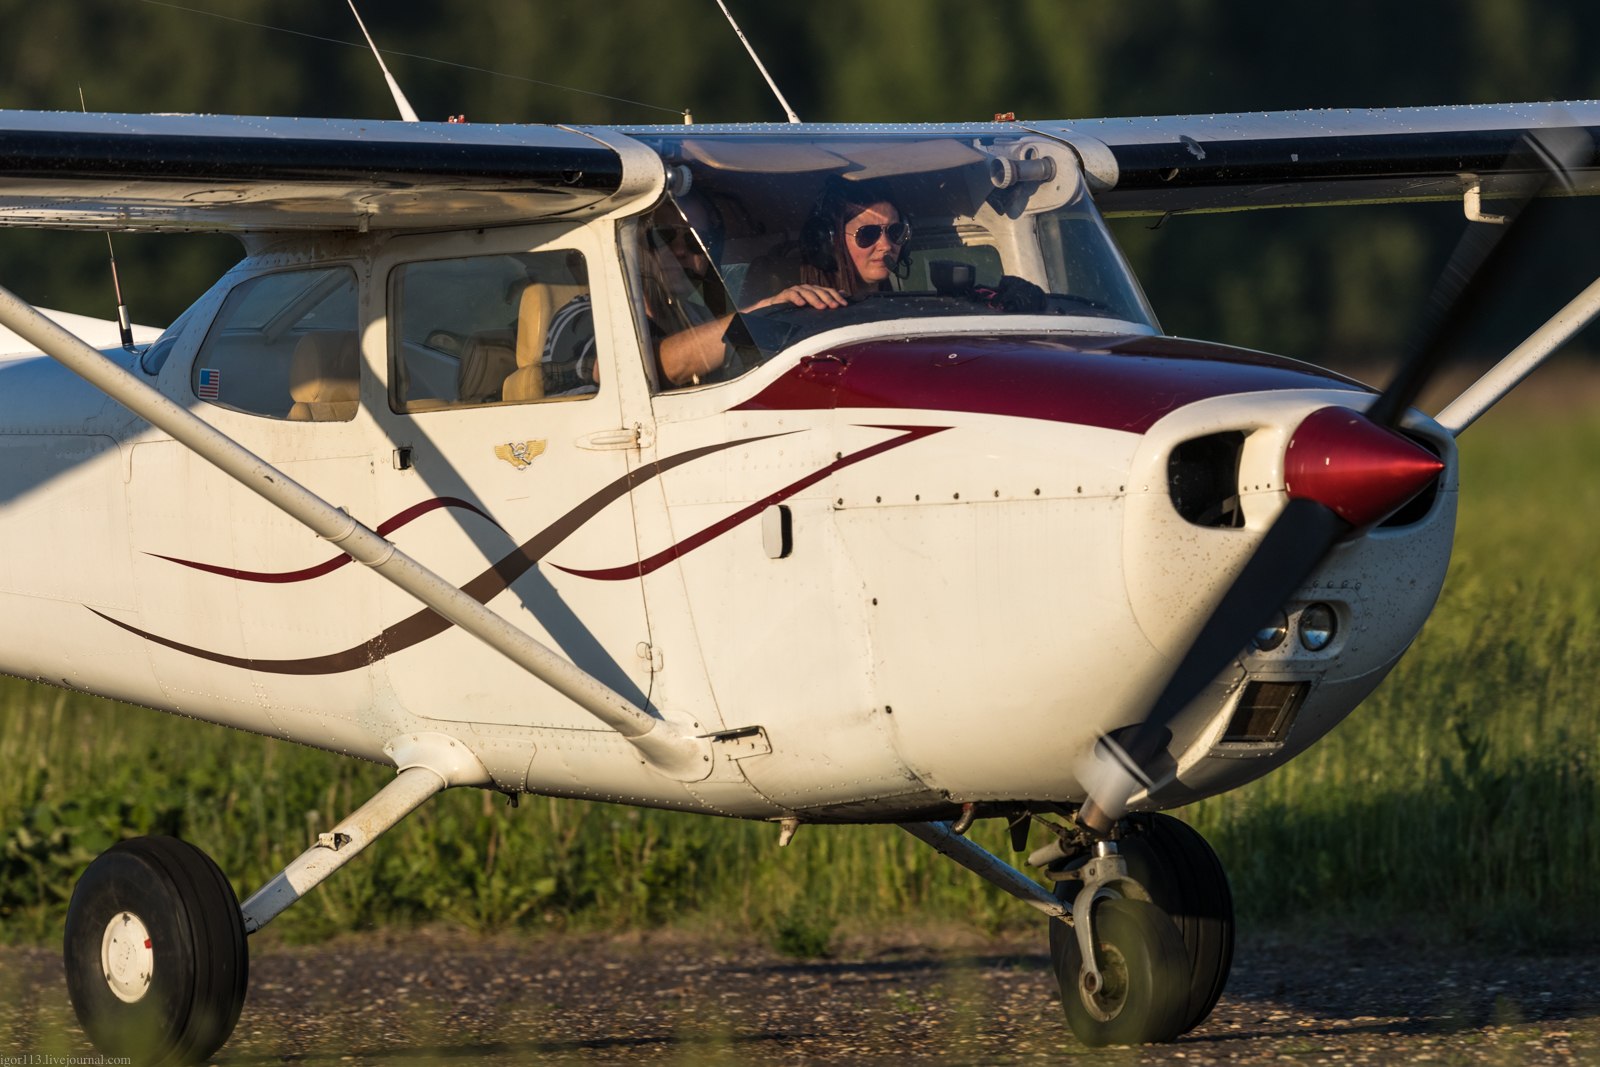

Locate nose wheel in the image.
[1051,891,1189,1045]
[1047,813,1234,1045]
[1116,813,1235,1033]
[64,836,248,1067]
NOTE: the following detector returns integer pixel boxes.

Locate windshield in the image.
[627,130,1157,388]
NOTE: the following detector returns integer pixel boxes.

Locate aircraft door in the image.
[369,227,656,730]
[126,262,380,748]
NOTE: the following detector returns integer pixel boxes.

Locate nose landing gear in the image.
[905,809,1234,1047]
[1047,812,1236,1045]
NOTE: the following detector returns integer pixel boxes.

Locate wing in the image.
[7,103,1598,232]
[0,110,656,232]
[1025,101,1600,216]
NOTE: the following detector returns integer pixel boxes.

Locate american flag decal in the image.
[197,368,221,400]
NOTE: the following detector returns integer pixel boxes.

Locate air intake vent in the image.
[1168,431,1245,528]
[1221,680,1308,744]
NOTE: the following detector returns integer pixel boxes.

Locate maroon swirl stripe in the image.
[555,424,949,581]
[145,496,502,584]
[89,434,790,675]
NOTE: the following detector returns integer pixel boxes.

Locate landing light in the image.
[1299,603,1337,651]
[1252,611,1288,651]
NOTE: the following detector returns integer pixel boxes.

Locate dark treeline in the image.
[3,0,1599,371]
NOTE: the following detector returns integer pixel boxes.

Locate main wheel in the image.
[1120,814,1235,1033]
[64,836,249,1067]
[1049,897,1188,1046]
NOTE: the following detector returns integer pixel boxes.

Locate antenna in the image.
[104,237,135,351]
[80,87,136,349]
[346,0,420,122]
[711,0,800,124]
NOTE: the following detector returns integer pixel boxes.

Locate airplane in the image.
[1,87,1598,1063]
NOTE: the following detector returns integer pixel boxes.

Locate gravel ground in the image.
[3,928,1597,1065]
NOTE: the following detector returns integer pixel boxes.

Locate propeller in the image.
[1078,126,1595,836]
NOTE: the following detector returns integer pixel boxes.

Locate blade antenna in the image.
[80,86,135,350]
[346,0,420,122]
[711,0,800,124]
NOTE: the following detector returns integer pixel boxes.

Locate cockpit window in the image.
[192,267,359,420]
[625,130,1157,391]
[390,249,597,413]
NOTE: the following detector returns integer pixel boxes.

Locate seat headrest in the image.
[289,331,360,404]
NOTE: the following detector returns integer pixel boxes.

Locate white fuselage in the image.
[0,225,1457,824]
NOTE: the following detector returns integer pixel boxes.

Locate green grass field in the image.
[3,380,1597,951]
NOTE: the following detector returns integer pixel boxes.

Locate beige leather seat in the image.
[501,282,586,403]
[286,331,359,421]
[456,329,517,404]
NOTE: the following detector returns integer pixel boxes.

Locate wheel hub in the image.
[99,911,154,1004]
[1081,943,1131,1022]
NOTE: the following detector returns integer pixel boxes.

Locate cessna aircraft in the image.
[1,91,1598,1062]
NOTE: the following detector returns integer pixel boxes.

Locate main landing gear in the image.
[904,809,1234,1048]
[63,765,447,1066]
[64,836,248,1067]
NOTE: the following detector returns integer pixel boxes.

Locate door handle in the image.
[580,427,640,450]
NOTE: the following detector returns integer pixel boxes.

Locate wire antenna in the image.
[346,0,419,122]
[135,0,689,121]
[711,0,800,124]
[80,87,136,349]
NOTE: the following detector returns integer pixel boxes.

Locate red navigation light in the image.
[1284,407,1445,528]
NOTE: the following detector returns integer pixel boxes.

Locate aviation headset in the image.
[651,193,726,263]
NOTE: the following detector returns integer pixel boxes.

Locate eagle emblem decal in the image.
[494,439,547,470]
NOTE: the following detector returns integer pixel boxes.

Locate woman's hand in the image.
[747,284,848,311]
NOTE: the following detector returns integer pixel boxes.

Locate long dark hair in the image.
[798,178,906,297]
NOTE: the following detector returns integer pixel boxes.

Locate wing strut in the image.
[0,285,712,782]
[1434,270,1600,434]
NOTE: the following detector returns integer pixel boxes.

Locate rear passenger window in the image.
[390,250,597,413]
[191,267,359,421]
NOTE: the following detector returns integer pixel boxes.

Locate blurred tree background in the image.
[2,0,1600,371]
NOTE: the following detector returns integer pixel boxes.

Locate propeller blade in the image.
[1367,126,1594,428]
[1079,499,1346,833]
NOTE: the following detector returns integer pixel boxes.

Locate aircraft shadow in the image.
[365,405,652,710]
[221,1031,818,1065]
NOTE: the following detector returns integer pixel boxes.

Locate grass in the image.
[2,377,1598,950]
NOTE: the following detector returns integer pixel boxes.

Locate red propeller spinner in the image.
[1284,406,1444,528]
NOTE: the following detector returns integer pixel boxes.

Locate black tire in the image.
[1119,814,1235,1034]
[64,836,249,1067]
[1049,897,1189,1046]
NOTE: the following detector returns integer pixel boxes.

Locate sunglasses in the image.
[653,226,698,249]
[846,221,911,248]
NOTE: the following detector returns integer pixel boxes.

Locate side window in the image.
[390,250,597,413]
[191,267,359,421]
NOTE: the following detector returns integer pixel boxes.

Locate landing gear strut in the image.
[64,765,449,1065]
